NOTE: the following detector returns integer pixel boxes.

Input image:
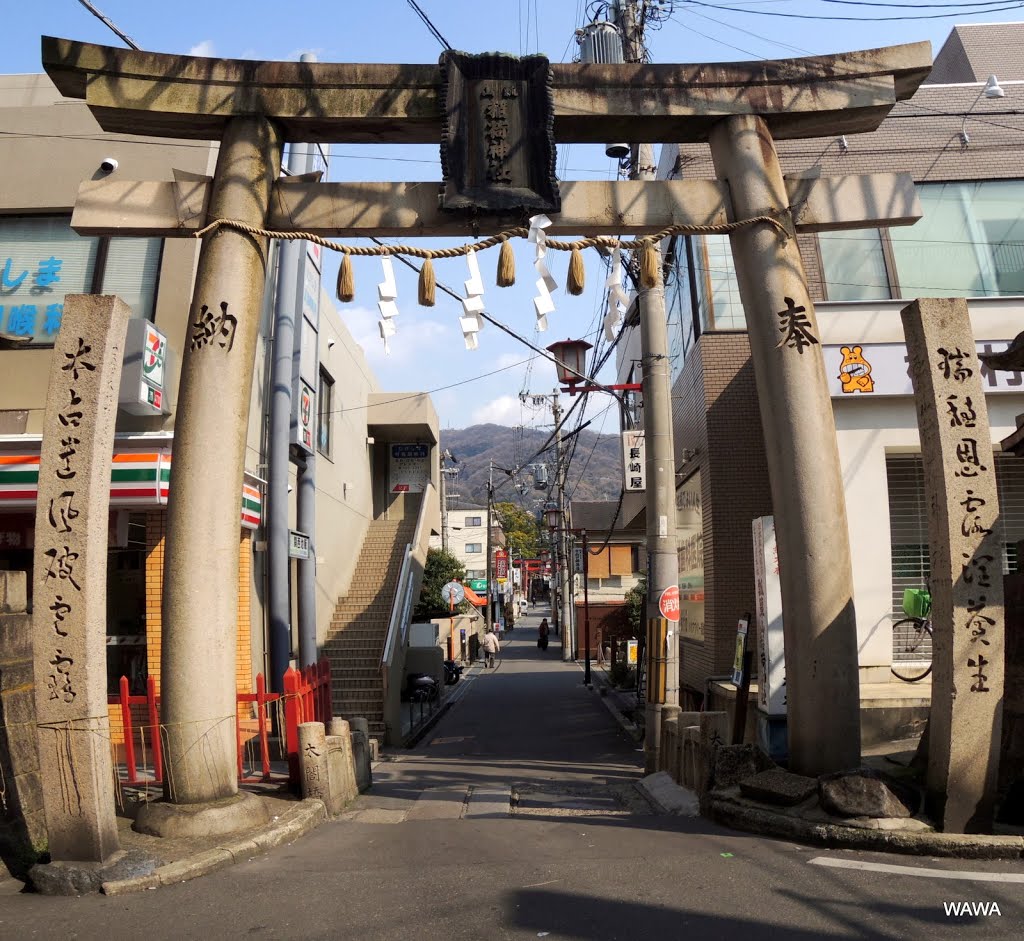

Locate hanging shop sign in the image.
[118,320,169,416]
[294,380,315,453]
[495,548,508,578]
[389,443,430,493]
[622,430,646,492]
[826,340,1023,398]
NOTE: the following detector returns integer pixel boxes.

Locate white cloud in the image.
[470,395,523,427]
[188,40,216,57]
[335,303,449,366]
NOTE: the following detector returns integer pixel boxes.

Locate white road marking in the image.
[809,856,1024,883]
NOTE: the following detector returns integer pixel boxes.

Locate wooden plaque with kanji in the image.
[440,51,560,215]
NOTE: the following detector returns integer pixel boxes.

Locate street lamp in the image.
[546,337,642,398]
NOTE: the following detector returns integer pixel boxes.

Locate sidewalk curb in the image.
[101,798,329,895]
[585,665,643,743]
[710,795,1024,860]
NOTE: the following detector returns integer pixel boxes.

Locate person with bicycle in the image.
[481,629,500,669]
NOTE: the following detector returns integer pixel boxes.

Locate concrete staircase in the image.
[324,517,415,743]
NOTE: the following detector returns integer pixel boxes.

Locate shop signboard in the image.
[295,381,315,452]
[390,443,430,493]
[118,320,169,416]
[288,530,311,559]
[731,617,749,686]
[677,472,704,641]
[468,578,488,591]
[753,515,787,715]
[495,549,508,578]
[622,430,646,491]
[826,340,1023,398]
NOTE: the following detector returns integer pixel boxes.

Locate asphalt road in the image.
[3,611,1023,939]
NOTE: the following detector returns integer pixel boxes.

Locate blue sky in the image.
[7,1,1021,430]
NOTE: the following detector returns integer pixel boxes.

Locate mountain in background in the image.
[439,424,623,511]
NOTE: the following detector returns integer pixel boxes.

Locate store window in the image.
[694,234,745,331]
[0,217,161,345]
[106,513,149,695]
[818,229,893,301]
[890,181,1024,298]
[317,366,334,458]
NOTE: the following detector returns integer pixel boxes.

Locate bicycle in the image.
[890,588,933,683]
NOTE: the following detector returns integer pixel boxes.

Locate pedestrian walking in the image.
[481,629,500,669]
[537,618,549,652]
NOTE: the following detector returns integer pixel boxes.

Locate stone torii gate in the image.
[42,36,930,825]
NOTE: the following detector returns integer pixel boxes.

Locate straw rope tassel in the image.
[418,255,436,307]
[567,246,585,296]
[639,239,659,289]
[337,252,355,303]
[496,239,516,287]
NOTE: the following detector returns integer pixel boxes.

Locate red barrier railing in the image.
[282,659,332,779]
[108,659,332,788]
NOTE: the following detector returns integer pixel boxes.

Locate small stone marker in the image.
[297,722,329,804]
[902,298,1004,833]
[33,295,130,863]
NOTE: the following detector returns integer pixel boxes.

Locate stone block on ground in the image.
[349,717,373,792]
[327,719,359,807]
[819,768,921,819]
[637,771,700,816]
[711,744,775,791]
[739,769,818,806]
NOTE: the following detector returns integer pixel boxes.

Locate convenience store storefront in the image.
[0,442,262,697]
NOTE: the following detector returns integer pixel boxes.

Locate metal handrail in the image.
[379,482,436,669]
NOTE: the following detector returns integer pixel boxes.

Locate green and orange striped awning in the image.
[0,450,263,530]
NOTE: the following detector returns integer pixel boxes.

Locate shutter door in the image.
[886,452,1024,659]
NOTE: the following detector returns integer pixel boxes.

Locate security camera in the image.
[99,157,119,173]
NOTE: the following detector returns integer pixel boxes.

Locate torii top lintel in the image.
[41,36,931,145]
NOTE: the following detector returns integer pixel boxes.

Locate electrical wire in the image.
[678,0,1024,21]
[404,0,453,50]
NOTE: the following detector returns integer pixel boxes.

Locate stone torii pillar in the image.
[710,116,861,775]
[150,117,282,819]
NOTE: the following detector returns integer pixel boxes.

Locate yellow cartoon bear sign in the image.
[838,345,874,393]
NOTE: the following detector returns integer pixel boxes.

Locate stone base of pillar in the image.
[132,791,269,839]
[29,849,159,896]
[645,703,681,775]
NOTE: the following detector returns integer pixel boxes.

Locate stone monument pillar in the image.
[902,297,1004,833]
[708,114,861,776]
[157,116,283,812]
[32,294,131,863]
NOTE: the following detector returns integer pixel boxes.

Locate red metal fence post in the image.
[284,667,300,784]
[119,676,137,785]
[257,672,271,781]
[147,675,163,783]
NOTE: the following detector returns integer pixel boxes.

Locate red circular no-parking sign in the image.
[659,585,681,622]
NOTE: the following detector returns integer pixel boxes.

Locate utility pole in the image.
[552,392,574,661]
[615,0,681,772]
[485,462,494,635]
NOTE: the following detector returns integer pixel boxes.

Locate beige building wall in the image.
[820,298,1024,680]
[0,74,215,434]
